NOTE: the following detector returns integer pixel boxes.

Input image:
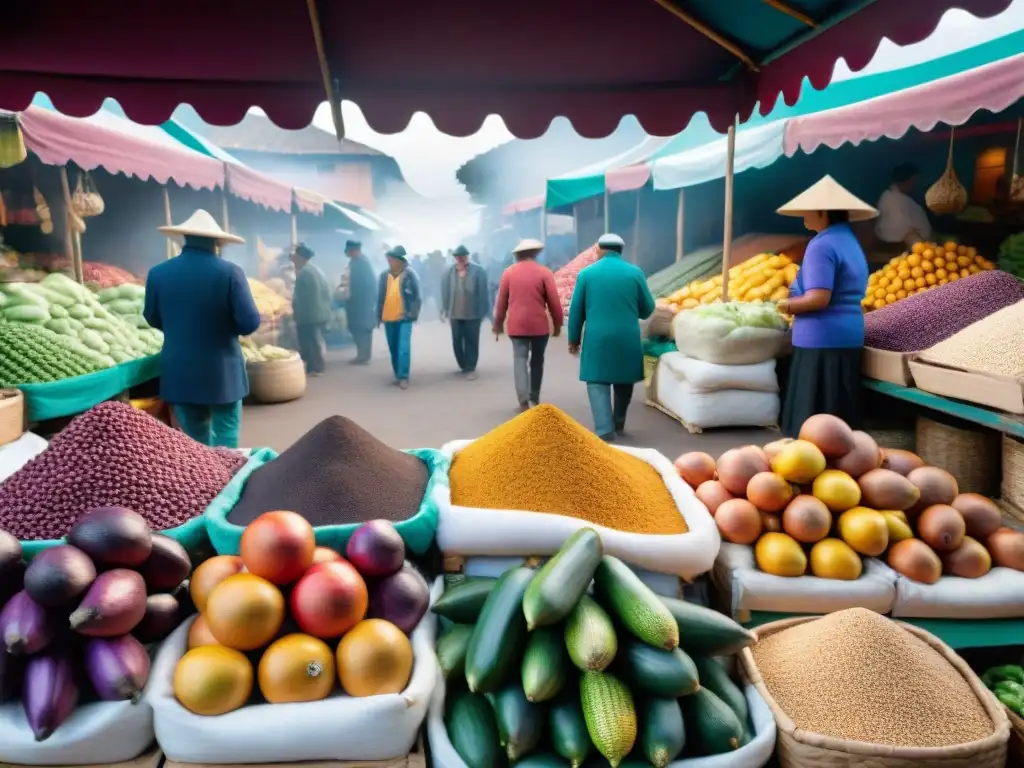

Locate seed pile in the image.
[0,402,246,539]
[752,608,993,748]
[227,415,430,526]
[864,270,1024,352]
[449,404,686,534]
[920,299,1024,376]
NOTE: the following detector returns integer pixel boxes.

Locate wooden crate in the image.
[160,734,425,768]
[0,745,162,768]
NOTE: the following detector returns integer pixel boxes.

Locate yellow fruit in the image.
[932,256,945,268]
[258,634,336,704]
[882,511,914,543]
[838,507,890,557]
[174,645,254,716]
[809,538,863,580]
[205,573,286,651]
[925,273,937,286]
[967,246,978,258]
[883,293,895,303]
[910,266,924,279]
[948,242,960,253]
[878,276,890,289]
[873,288,886,299]
[908,254,922,267]
[911,242,926,254]
[935,268,947,280]
[957,255,971,268]
[921,260,934,273]
[960,268,971,278]
[755,532,807,577]
[968,264,980,274]
[949,272,960,282]
[337,619,414,697]
[915,277,927,288]
[889,277,903,291]
[812,469,862,512]
[895,290,907,300]
[771,439,827,484]
[872,299,885,310]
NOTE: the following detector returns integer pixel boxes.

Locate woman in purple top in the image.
[775,176,876,437]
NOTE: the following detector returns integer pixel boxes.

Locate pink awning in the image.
[293,187,326,215]
[17,106,224,189]
[605,164,652,194]
[784,53,1024,155]
[503,196,545,215]
[225,163,293,213]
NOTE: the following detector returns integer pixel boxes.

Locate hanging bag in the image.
[1009,119,1024,202]
[71,170,105,217]
[925,127,968,216]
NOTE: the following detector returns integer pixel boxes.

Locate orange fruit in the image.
[205,573,285,651]
[258,634,336,704]
[190,556,244,614]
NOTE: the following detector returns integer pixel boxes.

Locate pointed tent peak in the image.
[776,175,878,222]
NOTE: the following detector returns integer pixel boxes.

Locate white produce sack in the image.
[149,584,440,764]
[891,567,1024,619]
[657,360,779,430]
[673,302,789,366]
[438,440,720,580]
[660,352,778,394]
[428,665,776,768]
[712,543,898,623]
[0,431,48,483]
[0,698,153,765]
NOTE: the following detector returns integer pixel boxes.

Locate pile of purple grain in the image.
[0,402,246,539]
[864,270,1024,352]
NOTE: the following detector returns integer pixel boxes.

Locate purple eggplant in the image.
[0,590,57,655]
[131,594,181,644]
[24,649,79,741]
[69,570,146,637]
[24,546,97,608]
[68,507,153,568]
[137,535,191,592]
[84,635,150,703]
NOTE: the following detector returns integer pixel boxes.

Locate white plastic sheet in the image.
[0,431,48,483]
[891,567,1024,619]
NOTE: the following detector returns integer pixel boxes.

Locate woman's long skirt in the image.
[781,347,863,437]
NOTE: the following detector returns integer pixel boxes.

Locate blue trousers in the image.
[384,321,412,381]
[586,383,634,439]
[173,402,242,448]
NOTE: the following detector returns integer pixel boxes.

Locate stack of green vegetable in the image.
[982,664,1024,719]
[93,282,151,332]
[998,233,1024,279]
[433,530,758,768]
[0,274,162,385]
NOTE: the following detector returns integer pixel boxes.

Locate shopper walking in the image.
[343,239,377,364]
[441,244,490,380]
[568,233,655,442]
[290,243,332,376]
[146,209,260,448]
[376,245,421,389]
[493,238,563,412]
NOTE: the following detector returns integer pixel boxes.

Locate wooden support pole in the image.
[291,211,299,246]
[651,0,758,70]
[632,189,641,265]
[221,189,230,232]
[760,0,817,27]
[162,187,174,259]
[721,121,737,303]
[603,185,610,232]
[675,188,685,263]
[573,203,580,254]
[59,167,83,284]
[306,0,345,140]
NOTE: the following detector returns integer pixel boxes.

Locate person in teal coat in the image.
[567,233,655,441]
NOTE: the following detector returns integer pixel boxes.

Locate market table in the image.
[863,379,1024,438]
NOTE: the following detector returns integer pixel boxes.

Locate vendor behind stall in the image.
[776,177,875,437]
[874,162,932,255]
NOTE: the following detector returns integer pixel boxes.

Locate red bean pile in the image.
[864,270,1024,352]
[0,402,246,539]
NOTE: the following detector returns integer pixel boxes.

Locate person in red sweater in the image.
[493,238,564,412]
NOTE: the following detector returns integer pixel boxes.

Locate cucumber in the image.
[514,755,569,768]
[617,638,699,697]
[523,528,603,629]
[550,693,591,768]
[659,596,755,656]
[693,657,751,744]
[446,689,505,768]
[465,567,534,693]
[593,557,678,651]
[433,577,498,623]
[580,671,637,768]
[522,626,569,702]
[640,698,686,768]
[680,688,743,756]
[438,625,474,680]
[492,683,546,762]
[565,595,617,672]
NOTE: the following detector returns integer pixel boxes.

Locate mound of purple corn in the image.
[864,270,1024,352]
[0,402,246,540]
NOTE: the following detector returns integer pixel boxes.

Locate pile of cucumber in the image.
[433,529,759,768]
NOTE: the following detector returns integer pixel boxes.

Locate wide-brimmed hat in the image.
[452,244,470,258]
[777,175,878,222]
[512,238,544,254]
[386,245,408,261]
[158,209,245,244]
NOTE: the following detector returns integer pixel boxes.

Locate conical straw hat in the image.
[512,238,545,253]
[777,175,878,222]
[158,209,245,245]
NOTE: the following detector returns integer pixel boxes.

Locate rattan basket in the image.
[1002,435,1024,516]
[247,353,306,404]
[866,426,916,451]
[916,413,1001,495]
[1009,707,1024,768]
[739,616,1009,768]
[0,388,25,447]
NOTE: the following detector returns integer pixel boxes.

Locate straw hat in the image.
[158,209,245,245]
[776,175,878,222]
[512,238,544,254]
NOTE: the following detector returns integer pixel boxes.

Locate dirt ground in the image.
[241,321,772,457]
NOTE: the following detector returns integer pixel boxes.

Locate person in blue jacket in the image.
[567,233,655,442]
[376,245,422,389]
[342,240,378,364]
[145,209,261,448]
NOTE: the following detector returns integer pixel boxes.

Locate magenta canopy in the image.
[0,0,1011,138]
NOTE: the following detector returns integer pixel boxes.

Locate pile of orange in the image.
[862,241,995,311]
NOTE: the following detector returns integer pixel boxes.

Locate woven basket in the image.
[739,616,1009,768]
[1002,435,1024,516]
[916,413,1001,496]
[926,129,968,216]
[1008,708,1024,768]
[0,388,25,447]
[866,426,916,452]
[247,353,306,404]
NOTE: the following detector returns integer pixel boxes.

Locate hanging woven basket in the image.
[925,127,968,216]
[70,171,105,218]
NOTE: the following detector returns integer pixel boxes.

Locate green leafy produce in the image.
[983,664,1024,689]
[0,322,105,386]
[999,233,1024,279]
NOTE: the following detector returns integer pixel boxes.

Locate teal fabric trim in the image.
[18,354,161,422]
[204,447,448,557]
